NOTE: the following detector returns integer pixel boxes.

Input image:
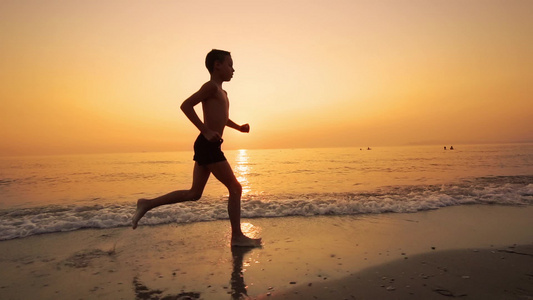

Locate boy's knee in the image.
[228,182,242,196]
[188,190,203,201]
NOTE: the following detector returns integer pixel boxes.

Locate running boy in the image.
[132,49,261,247]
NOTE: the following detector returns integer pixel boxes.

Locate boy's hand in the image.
[203,130,222,142]
[240,124,250,133]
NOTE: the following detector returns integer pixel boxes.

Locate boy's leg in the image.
[207,160,261,247]
[132,162,210,229]
[207,160,242,236]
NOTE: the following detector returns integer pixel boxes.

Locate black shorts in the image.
[193,134,226,166]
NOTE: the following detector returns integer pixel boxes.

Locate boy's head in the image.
[205,49,231,74]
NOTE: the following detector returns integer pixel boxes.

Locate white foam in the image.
[0,175,531,241]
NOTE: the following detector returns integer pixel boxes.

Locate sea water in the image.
[0,144,531,240]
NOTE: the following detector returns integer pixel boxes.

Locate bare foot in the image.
[231,235,262,247]
[132,199,150,229]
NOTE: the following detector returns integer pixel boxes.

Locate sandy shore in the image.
[0,205,531,299]
[265,245,533,300]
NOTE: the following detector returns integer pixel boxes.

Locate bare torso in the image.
[202,84,229,137]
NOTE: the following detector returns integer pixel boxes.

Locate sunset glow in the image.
[234,149,252,196]
[1,0,532,156]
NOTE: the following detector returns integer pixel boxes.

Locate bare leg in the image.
[132,162,210,229]
[208,160,262,247]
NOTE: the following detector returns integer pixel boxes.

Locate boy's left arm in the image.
[227,119,250,133]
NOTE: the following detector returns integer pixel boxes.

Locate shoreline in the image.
[0,205,531,299]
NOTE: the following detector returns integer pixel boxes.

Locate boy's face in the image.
[216,55,234,81]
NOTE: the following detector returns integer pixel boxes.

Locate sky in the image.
[1,0,532,156]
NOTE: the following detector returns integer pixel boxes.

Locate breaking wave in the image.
[0,175,531,241]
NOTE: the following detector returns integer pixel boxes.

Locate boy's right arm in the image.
[180,82,221,141]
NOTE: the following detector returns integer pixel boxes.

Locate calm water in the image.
[0,144,532,240]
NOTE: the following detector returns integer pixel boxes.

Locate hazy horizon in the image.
[2,141,532,159]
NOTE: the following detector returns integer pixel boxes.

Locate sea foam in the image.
[0,175,531,241]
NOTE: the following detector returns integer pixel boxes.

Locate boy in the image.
[132,49,261,247]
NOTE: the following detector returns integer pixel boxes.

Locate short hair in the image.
[205,49,231,73]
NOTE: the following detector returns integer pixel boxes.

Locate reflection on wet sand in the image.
[132,276,201,299]
[231,246,254,300]
[230,222,261,299]
[130,223,261,299]
[130,246,257,300]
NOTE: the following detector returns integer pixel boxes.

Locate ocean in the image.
[0,144,532,241]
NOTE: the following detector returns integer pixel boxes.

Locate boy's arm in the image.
[227,119,250,133]
[180,82,220,141]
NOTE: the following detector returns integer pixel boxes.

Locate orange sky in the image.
[1,0,532,156]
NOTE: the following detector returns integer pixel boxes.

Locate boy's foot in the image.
[231,235,262,247]
[132,199,150,229]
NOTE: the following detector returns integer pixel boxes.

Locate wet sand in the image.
[265,245,533,300]
[0,205,531,299]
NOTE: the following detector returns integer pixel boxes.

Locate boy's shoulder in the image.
[202,80,227,95]
[200,80,220,93]
[195,80,225,103]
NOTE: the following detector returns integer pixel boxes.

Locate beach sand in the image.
[0,205,531,299]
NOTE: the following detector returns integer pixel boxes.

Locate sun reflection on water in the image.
[234,149,252,196]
